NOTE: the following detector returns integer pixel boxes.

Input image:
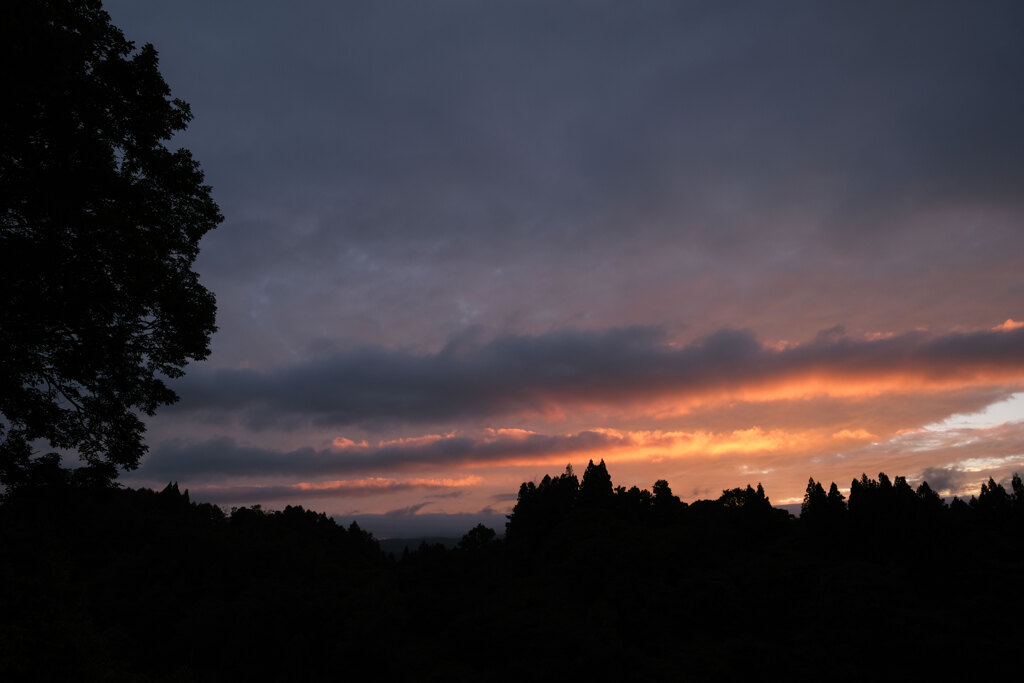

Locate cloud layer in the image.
[170,325,1024,427]
[107,0,1024,365]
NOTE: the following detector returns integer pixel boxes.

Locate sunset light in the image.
[69,0,1023,537]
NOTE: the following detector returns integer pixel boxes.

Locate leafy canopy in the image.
[0,0,221,482]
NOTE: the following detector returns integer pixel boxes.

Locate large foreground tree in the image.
[0,0,221,482]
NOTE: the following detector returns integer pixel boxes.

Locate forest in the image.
[2,460,1022,681]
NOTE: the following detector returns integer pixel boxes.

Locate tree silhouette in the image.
[651,479,684,519]
[801,477,828,521]
[458,523,497,551]
[0,0,221,483]
[825,482,846,519]
[578,459,613,508]
[973,477,1010,518]
[505,464,579,541]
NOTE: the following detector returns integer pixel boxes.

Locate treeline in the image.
[802,470,1024,530]
[503,459,1024,552]
[2,464,1022,680]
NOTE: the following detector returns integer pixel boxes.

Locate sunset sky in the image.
[105,0,1024,537]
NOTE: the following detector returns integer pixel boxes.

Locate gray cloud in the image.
[168,325,1024,428]
[184,479,464,505]
[385,502,433,518]
[136,429,628,481]
[426,491,466,500]
[916,467,967,495]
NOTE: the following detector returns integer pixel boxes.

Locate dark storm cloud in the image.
[186,480,456,505]
[138,428,627,480]
[169,325,1024,428]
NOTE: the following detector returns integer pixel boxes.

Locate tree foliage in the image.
[0,0,221,481]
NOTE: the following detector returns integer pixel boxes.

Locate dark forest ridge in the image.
[3,461,1022,679]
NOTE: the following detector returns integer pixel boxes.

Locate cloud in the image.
[384,502,432,517]
[186,476,481,505]
[137,430,630,480]
[136,423,839,482]
[831,429,876,441]
[426,490,466,500]
[994,319,1024,332]
[106,0,1024,370]
[916,467,968,496]
[168,325,1024,428]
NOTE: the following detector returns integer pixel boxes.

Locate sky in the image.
[104,0,1024,537]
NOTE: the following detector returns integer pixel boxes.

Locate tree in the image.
[458,523,497,551]
[825,482,846,518]
[801,477,827,520]
[973,477,1009,517]
[652,479,683,517]
[0,0,220,482]
[916,480,945,518]
[578,459,613,508]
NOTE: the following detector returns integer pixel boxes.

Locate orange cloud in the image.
[831,428,877,440]
[483,428,536,440]
[332,437,369,449]
[646,370,1024,419]
[377,433,453,448]
[193,475,483,505]
[993,318,1024,332]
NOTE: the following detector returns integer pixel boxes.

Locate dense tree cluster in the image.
[506,459,789,555]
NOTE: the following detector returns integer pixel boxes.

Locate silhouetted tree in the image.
[948,495,971,522]
[458,523,497,551]
[716,483,777,532]
[718,483,770,509]
[613,485,653,523]
[825,482,846,519]
[578,459,614,508]
[915,481,945,518]
[973,477,1010,518]
[0,0,221,483]
[848,473,880,523]
[801,477,828,521]
[891,475,917,519]
[505,464,578,541]
[1011,473,1024,522]
[652,479,684,519]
